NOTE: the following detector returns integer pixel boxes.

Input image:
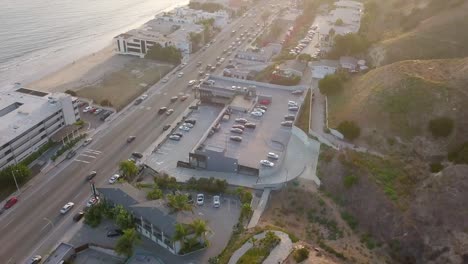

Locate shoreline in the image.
[17,1,188,93]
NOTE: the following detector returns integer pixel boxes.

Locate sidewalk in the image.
[247,188,271,228]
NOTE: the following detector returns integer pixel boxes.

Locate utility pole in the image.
[11,169,20,194]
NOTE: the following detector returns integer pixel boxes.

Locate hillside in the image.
[328,58,468,159]
[317,148,468,264]
[364,0,468,65]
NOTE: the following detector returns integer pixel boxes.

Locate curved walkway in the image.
[228,231,292,264]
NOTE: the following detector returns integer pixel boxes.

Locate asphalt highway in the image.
[0,4,269,263]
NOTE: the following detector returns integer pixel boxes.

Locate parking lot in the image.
[145,105,222,173]
[77,101,114,130]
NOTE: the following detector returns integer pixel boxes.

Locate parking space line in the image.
[74,159,90,164]
[85,149,102,154]
[79,154,96,159]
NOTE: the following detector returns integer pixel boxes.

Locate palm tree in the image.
[174,223,188,245]
[115,228,141,257]
[119,160,138,179]
[191,219,208,243]
[167,194,192,212]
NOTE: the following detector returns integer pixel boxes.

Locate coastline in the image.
[15,1,188,93]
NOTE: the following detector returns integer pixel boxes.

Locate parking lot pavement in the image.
[68,219,120,249]
[145,105,222,172]
[137,194,241,264]
[78,104,114,130]
[74,248,124,264]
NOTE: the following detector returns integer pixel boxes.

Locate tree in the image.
[191,219,208,243]
[119,160,139,179]
[145,43,182,64]
[428,117,454,138]
[335,18,344,26]
[297,53,313,62]
[167,194,192,212]
[319,74,343,95]
[240,203,252,221]
[115,228,140,257]
[84,203,102,227]
[174,223,188,244]
[293,247,310,262]
[337,120,361,140]
[114,205,134,230]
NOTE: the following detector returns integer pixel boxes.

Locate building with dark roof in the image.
[97,183,198,254]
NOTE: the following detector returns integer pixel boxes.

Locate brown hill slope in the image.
[328,58,468,158]
[367,0,468,65]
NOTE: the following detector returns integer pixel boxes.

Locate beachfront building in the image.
[114,19,204,58]
[168,6,230,28]
[0,88,80,169]
[98,183,200,255]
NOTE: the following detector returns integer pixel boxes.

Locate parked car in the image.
[83,138,92,146]
[189,105,199,110]
[127,136,136,143]
[134,98,143,105]
[235,118,248,124]
[107,229,124,237]
[197,194,204,205]
[3,197,18,209]
[230,136,242,142]
[288,106,299,111]
[260,160,275,167]
[73,211,84,222]
[60,202,74,214]
[163,124,171,131]
[281,121,293,127]
[109,174,120,184]
[170,96,178,102]
[100,111,112,121]
[284,114,296,121]
[166,109,174,115]
[185,119,197,125]
[259,99,271,105]
[288,101,298,106]
[177,72,184,78]
[86,171,97,181]
[188,80,197,86]
[292,90,304,95]
[253,108,266,114]
[29,255,42,264]
[232,125,245,130]
[267,152,279,160]
[179,125,191,131]
[93,108,102,115]
[213,195,220,208]
[183,122,194,128]
[131,152,142,159]
[83,106,93,113]
[86,197,100,207]
[180,95,189,101]
[244,122,256,128]
[230,128,243,134]
[251,111,263,117]
[169,135,181,141]
[172,132,183,138]
[161,77,169,83]
[158,107,167,114]
[66,150,76,160]
[256,105,268,111]
[187,194,194,204]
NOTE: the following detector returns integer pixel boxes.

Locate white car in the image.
[109,174,120,184]
[251,111,263,117]
[253,108,266,114]
[197,194,204,205]
[213,195,220,208]
[83,138,93,146]
[179,125,191,131]
[177,72,184,78]
[162,77,169,83]
[183,122,194,128]
[260,160,275,167]
[83,106,92,113]
[169,135,181,141]
[288,101,298,106]
[141,94,148,100]
[60,202,74,214]
[267,152,279,160]
[288,106,299,111]
[188,80,196,86]
[94,108,103,115]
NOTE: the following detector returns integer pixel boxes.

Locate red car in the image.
[259,99,270,105]
[4,197,18,209]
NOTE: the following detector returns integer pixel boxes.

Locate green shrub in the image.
[341,211,358,230]
[146,187,163,200]
[428,117,454,138]
[100,99,113,107]
[319,74,343,95]
[186,177,228,194]
[343,174,358,188]
[337,120,360,140]
[145,43,182,64]
[429,162,443,173]
[448,141,468,164]
[84,204,102,227]
[361,233,377,249]
[293,247,310,262]
[236,187,253,204]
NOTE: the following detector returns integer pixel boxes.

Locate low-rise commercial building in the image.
[0,88,80,169]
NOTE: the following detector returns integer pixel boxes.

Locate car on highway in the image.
[66,150,76,160]
[60,202,74,214]
[230,136,242,142]
[267,152,279,160]
[166,109,174,115]
[179,125,191,131]
[163,124,171,131]
[260,160,275,167]
[281,121,294,127]
[292,89,304,95]
[132,152,143,159]
[86,171,97,181]
[28,255,42,264]
[288,106,299,111]
[213,195,220,208]
[127,136,136,143]
[170,96,178,102]
[4,197,18,209]
[169,134,181,141]
[196,61,202,67]
[230,128,243,134]
[134,98,143,105]
[180,95,189,101]
[235,118,248,124]
[73,211,84,222]
[162,77,169,83]
[251,111,263,117]
[109,174,120,184]
[177,72,184,78]
[107,229,124,237]
[197,194,204,205]
[158,107,167,114]
[188,80,197,86]
[86,197,100,207]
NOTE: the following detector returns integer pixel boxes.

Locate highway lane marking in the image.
[74,159,90,164]
[2,218,14,229]
[79,154,96,159]
[84,149,102,154]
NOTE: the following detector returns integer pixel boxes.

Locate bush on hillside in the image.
[328,33,370,58]
[319,74,343,95]
[293,247,310,262]
[428,117,454,138]
[429,162,443,173]
[100,99,113,107]
[448,142,468,165]
[337,121,361,140]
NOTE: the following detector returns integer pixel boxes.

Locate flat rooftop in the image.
[0,89,65,146]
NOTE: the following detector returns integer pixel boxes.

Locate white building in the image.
[170,6,230,28]
[0,88,80,169]
[114,19,204,58]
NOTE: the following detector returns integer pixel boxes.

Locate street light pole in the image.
[11,169,20,194]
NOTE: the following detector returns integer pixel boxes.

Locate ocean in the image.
[0,0,188,90]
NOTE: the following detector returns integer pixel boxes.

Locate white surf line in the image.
[74,159,90,164]
[79,154,96,159]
